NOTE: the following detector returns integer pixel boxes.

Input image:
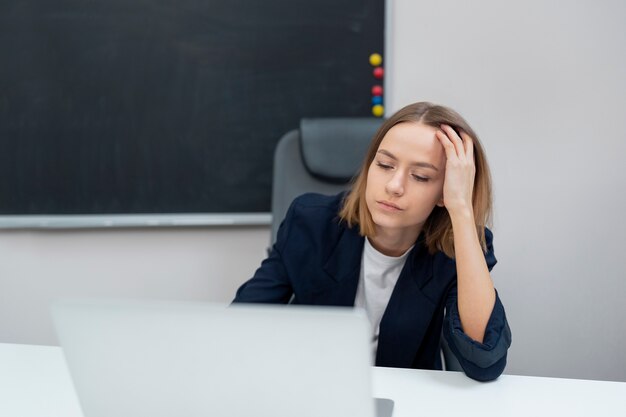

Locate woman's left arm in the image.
[436,125,496,343]
[436,126,511,382]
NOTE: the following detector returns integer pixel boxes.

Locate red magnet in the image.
[371,85,383,96]
[373,67,384,79]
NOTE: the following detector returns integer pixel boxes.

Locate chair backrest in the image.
[271,118,383,244]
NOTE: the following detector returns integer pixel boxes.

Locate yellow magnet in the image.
[369,53,382,67]
[372,104,384,117]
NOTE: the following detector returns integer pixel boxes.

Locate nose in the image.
[385,170,405,196]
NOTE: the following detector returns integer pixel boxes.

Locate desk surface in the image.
[1,343,624,417]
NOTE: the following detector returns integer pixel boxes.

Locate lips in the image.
[377,200,403,211]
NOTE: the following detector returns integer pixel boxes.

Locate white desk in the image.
[1,343,624,417]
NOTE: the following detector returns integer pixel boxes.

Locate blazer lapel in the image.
[375,237,437,368]
[315,225,365,306]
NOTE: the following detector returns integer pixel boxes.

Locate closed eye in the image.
[378,161,429,182]
[376,161,393,170]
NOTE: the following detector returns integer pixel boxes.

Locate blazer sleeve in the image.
[442,228,512,382]
[232,200,296,304]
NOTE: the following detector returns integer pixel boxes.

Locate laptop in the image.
[52,300,394,417]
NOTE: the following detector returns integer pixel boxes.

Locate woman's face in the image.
[365,122,447,235]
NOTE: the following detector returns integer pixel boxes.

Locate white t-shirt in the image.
[354,238,413,359]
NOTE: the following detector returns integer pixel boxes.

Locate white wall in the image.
[1,0,624,382]
[0,227,269,345]
[389,0,626,382]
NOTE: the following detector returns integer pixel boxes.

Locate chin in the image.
[370,212,405,229]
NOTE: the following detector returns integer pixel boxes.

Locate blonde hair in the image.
[338,102,493,258]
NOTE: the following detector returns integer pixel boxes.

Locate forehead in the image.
[377,122,444,164]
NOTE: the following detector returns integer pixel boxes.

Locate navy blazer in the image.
[234,193,512,381]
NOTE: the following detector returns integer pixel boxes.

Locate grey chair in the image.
[270,118,382,244]
[270,117,462,372]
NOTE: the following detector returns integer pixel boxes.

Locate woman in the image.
[233,102,512,381]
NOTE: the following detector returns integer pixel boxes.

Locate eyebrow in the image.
[376,149,439,171]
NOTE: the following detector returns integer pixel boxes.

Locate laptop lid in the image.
[52,300,377,417]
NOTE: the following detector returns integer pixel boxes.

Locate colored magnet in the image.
[373,67,384,79]
[371,85,383,96]
[369,53,383,67]
[372,105,384,117]
[371,96,383,105]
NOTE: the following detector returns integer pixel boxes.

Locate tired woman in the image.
[233,102,512,381]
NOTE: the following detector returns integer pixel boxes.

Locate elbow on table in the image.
[461,353,509,382]
[444,305,512,381]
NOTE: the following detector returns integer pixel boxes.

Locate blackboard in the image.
[0,0,384,215]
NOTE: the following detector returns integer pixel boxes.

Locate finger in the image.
[435,129,458,161]
[440,124,465,159]
[459,131,474,163]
